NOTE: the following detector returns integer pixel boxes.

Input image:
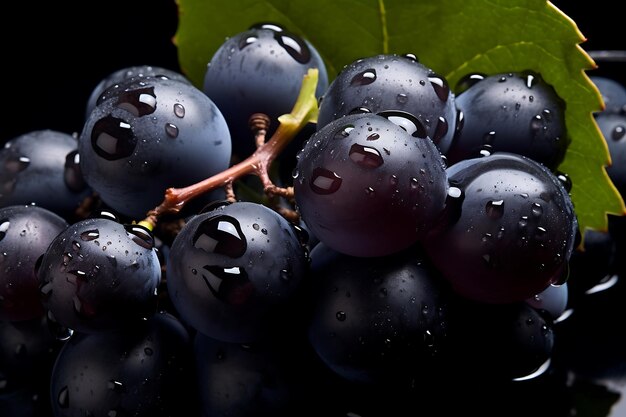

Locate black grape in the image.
[306,243,451,384]
[317,53,457,154]
[203,22,329,161]
[447,71,568,169]
[294,111,448,257]
[590,75,626,115]
[422,152,577,304]
[166,201,310,343]
[79,75,232,220]
[37,216,161,334]
[49,311,197,417]
[0,205,68,322]
[0,130,91,221]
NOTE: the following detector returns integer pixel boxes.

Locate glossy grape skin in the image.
[317,53,457,154]
[590,75,626,115]
[0,130,91,220]
[307,244,451,384]
[0,205,68,322]
[85,65,191,119]
[37,216,161,334]
[422,152,577,304]
[447,71,568,169]
[49,311,197,417]
[79,75,231,220]
[166,201,309,343]
[596,112,626,198]
[203,23,328,160]
[294,112,448,257]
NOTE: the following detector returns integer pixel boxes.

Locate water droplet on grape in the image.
[336,311,346,321]
[485,200,504,218]
[274,32,311,63]
[349,144,383,168]
[57,386,70,408]
[310,167,342,195]
[193,215,247,258]
[80,229,100,241]
[239,35,258,49]
[173,103,185,118]
[334,125,354,139]
[428,74,450,101]
[165,123,179,138]
[612,125,626,140]
[125,224,154,249]
[0,220,9,242]
[91,116,137,161]
[116,86,157,117]
[455,73,485,93]
[350,69,377,86]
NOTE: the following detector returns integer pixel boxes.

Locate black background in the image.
[0,0,620,145]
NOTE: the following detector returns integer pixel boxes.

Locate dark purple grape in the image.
[0,315,62,392]
[317,53,457,154]
[422,152,578,304]
[79,75,231,220]
[203,22,329,161]
[590,75,626,115]
[37,216,161,333]
[166,201,309,343]
[596,112,626,198]
[447,71,568,169]
[0,205,68,322]
[49,311,197,417]
[85,65,191,119]
[0,130,91,220]
[194,333,294,417]
[294,112,448,257]
[306,243,451,384]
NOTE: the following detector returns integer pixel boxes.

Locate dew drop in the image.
[193,215,247,258]
[530,115,545,136]
[239,35,258,49]
[403,53,418,61]
[165,123,179,138]
[555,171,572,192]
[396,93,408,104]
[125,224,154,249]
[336,311,347,321]
[350,69,377,86]
[63,150,87,192]
[455,73,485,94]
[531,202,543,217]
[334,125,354,139]
[485,199,504,219]
[612,125,626,141]
[432,117,448,143]
[379,110,427,138]
[91,116,137,161]
[57,386,70,408]
[201,265,252,305]
[349,144,383,168]
[173,103,185,118]
[428,74,450,101]
[0,220,9,242]
[367,132,380,141]
[80,229,100,241]
[310,167,342,195]
[144,347,154,356]
[274,32,311,63]
[116,86,157,117]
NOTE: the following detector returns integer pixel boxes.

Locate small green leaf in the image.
[175,0,626,235]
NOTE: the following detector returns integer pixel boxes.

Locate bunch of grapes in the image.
[1,15,626,417]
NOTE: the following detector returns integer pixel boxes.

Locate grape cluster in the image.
[1,18,625,417]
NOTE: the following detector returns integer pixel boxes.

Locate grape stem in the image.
[143,68,320,228]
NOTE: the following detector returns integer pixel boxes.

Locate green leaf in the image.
[174,0,626,236]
